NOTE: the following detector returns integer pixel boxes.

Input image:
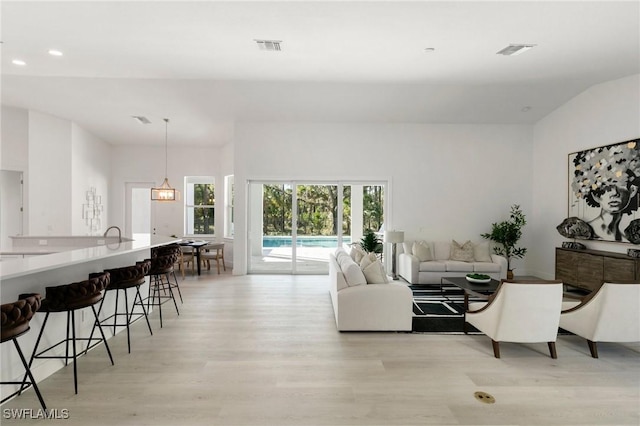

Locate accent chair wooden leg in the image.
[491,340,500,358]
[548,342,558,359]
[587,340,599,358]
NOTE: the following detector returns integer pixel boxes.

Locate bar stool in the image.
[137,252,180,328]
[1,294,47,410]
[153,244,184,303]
[90,260,152,353]
[23,272,114,394]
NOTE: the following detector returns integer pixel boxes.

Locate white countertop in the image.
[0,234,178,281]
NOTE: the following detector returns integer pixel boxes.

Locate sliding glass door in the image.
[248,180,385,274]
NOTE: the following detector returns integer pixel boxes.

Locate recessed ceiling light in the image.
[12,59,26,66]
[48,49,63,56]
[497,44,536,56]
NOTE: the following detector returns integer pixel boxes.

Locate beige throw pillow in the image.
[473,241,493,262]
[349,245,366,263]
[359,252,377,270]
[450,240,474,262]
[412,241,433,262]
[362,259,389,284]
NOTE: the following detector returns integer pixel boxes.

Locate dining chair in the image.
[465,279,564,358]
[201,243,226,274]
[560,281,640,358]
[179,246,196,277]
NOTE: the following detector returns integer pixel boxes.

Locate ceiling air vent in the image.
[255,39,282,51]
[496,44,536,56]
[132,116,152,124]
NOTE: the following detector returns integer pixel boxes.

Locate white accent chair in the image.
[560,282,640,358]
[466,280,564,358]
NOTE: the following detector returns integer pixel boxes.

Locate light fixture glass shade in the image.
[151,117,180,202]
[384,230,404,244]
[151,178,177,201]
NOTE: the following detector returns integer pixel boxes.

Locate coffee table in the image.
[441,276,501,311]
[442,277,502,334]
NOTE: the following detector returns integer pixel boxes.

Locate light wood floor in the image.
[3,272,639,425]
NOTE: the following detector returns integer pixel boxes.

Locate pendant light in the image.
[151,118,179,201]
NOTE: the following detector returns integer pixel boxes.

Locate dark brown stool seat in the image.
[135,252,180,328]
[152,244,184,303]
[89,260,152,353]
[1,294,46,410]
[23,272,114,394]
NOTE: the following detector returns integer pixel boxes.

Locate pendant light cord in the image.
[164,118,169,178]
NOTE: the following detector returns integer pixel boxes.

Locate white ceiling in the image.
[1,1,639,147]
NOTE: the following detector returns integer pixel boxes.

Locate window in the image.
[224,175,234,238]
[185,176,215,236]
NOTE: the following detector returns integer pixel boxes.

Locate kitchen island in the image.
[0,233,178,396]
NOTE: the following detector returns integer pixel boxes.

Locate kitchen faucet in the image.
[104,226,122,243]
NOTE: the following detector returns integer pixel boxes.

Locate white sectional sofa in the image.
[329,249,413,331]
[398,240,507,285]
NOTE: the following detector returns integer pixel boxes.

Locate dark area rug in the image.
[410,284,480,334]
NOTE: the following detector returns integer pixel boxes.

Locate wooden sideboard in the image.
[555,247,640,292]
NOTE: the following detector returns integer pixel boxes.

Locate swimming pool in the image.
[262,236,352,248]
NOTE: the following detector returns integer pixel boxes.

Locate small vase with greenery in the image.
[360,229,383,257]
[481,204,527,279]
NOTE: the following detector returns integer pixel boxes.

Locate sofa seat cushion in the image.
[445,261,474,272]
[419,261,447,272]
[473,262,501,273]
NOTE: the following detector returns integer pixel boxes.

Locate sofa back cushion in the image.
[434,241,451,260]
[412,241,433,261]
[402,241,413,255]
[473,241,493,262]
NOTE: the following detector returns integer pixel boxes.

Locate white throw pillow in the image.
[359,252,377,270]
[473,241,492,262]
[412,241,433,262]
[362,259,389,284]
[342,261,367,287]
[349,245,366,263]
[450,240,474,262]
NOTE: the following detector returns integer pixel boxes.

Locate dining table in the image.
[177,240,209,275]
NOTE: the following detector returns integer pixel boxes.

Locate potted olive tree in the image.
[481,204,527,279]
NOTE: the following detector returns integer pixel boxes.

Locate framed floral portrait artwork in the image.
[568,138,640,244]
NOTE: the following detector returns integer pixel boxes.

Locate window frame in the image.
[224,175,234,239]
[184,176,216,237]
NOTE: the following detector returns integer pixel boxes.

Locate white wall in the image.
[530,73,640,279]
[1,107,112,237]
[28,111,73,235]
[110,144,223,238]
[234,122,534,274]
[1,106,30,246]
[1,106,29,171]
[71,123,111,234]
